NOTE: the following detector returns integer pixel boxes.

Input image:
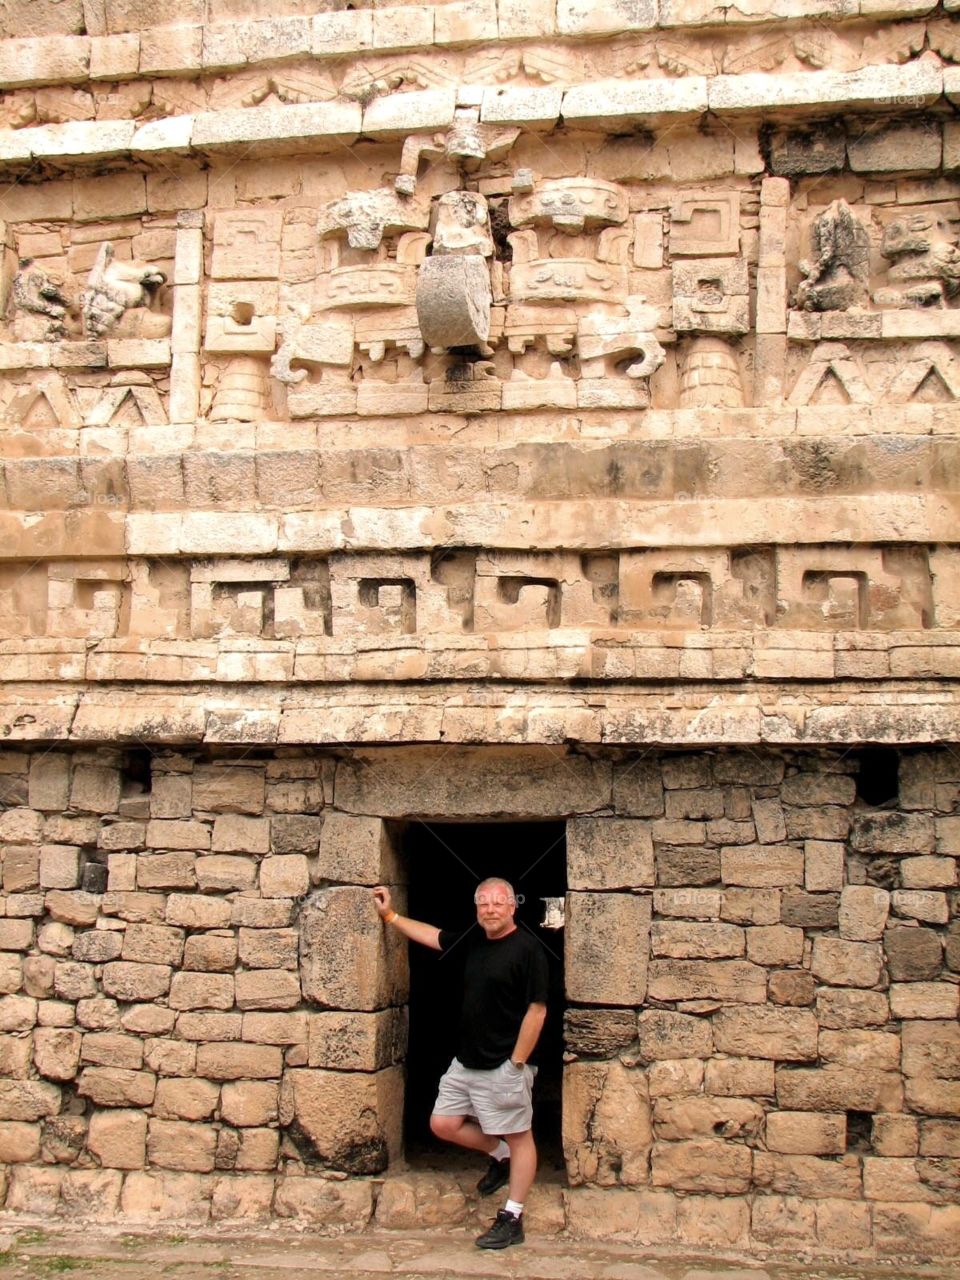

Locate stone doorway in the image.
[399,820,567,1173]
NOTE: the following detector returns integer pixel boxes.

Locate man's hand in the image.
[373,886,392,919]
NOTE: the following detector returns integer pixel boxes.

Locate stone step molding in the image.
[0,62,947,167]
[0,497,956,558]
[0,630,958,687]
[1,681,959,745]
[0,407,954,459]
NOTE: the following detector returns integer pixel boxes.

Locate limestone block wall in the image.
[0,744,957,1258]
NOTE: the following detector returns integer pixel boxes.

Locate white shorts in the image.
[433,1057,537,1135]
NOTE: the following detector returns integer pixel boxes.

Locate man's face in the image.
[474,884,516,938]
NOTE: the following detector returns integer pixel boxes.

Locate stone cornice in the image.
[0,679,956,746]
[0,61,947,170]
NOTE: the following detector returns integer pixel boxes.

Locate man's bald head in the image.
[474,877,516,904]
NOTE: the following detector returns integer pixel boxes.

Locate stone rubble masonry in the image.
[0,747,955,1257]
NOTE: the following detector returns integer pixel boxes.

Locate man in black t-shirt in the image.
[373,877,548,1251]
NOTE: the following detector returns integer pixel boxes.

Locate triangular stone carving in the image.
[787,343,873,406]
[85,382,167,428]
[3,375,81,430]
[882,343,960,404]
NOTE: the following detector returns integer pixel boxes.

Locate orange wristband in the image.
[384,910,398,924]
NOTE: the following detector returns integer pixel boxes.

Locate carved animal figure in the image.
[80,242,167,338]
[877,212,960,309]
[9,258,74,339]
[795,199,870,312]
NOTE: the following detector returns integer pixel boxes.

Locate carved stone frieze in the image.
[0,546,951,647]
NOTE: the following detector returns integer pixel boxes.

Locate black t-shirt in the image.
[438,925,549,1069]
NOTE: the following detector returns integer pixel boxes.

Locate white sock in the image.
[492,1140,509,1162]
[504,1199,524,1217]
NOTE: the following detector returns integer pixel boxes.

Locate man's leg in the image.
[430,1113,498,1155]
[504,1128,537,1203]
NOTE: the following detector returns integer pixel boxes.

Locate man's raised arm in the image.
[373,885,442,950]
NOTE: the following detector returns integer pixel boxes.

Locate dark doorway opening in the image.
[400,820,566,1176]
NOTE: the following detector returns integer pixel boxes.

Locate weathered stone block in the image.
[235,969,300,1011]
[0,1120,40,1164]
[0,1080,60,1121]
[280,1066,402,1174]
[143,1039,196,1076]
[137,852,196,889]
[220,1081,279,1127]
[776,1066,903,1114]
[656,846,719,886]
[746,925,804,966]
[566,892,651,1005]
[197,1043,283,1081]
[33,1027,81,1081]
[119,1169,211,1222]
[148,1119,217,1172]
[307,1008,407,1071]
[651,1139,751,1194]
[168,972,235,1011]
[753,1152,862,1200]
[653,1096,763,1142]
[70,765,121,814]
[647,959,766,1003]
[651,921,744,959]
[272,1174,373,1229]
[316,813,401,886]
[638,1010,712,1061]
[819,1029,900,1072]
[238,927,298,969]
[874,1115,920,1158]
[196,855,256,892]
[563,1060,652,1186]
[884,926,944,982]
[77,1067,156,1108]
[816,988,889,1029]
[103,961,171,1001]
[850,812,935,855]
[721,888,780,925]
[211,815,271,855]
[166,894,233,929]
[260,855,309,898]
[721,844,803,887]
[121,923,185,967]
[87,1109,147,1169]
[712,1007,818,1061]
[901,1020,960,1079]
[300,888,408,1011]
[766,1111,846,1155]
[811,938,883,988]
[567,818,654,890]
[335,747,611,818]
[73,930,122,963]
[80,1032,144,1070]
[751,1193,817,1247]
[153,1078,220,1122]
[890,983,959,1020]
[192,764,265,814]
[804,840,845,891]
[39,845,81,890]
[704,1057,775,1098]
[242,1012,307,1045]
[838,885,890,941]
[184,934,238,972]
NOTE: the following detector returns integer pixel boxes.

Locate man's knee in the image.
[430,1113,464,1141]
